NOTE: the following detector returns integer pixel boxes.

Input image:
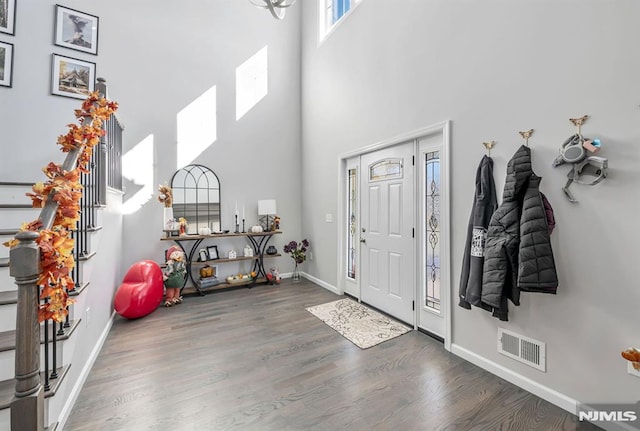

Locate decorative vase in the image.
[292,262,301,283]
[266,245,277,255]
[163,207,174,230]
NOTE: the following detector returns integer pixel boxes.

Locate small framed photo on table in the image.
[54,5,99,55]
[198,249,208,262]
[51,54,96,99]
[206,245,219,261]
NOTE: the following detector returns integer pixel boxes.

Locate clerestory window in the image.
[319,0,364,41]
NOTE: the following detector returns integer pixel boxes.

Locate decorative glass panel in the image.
[347,168,357,279]
[425,151,441,311]
[369,158,402,182]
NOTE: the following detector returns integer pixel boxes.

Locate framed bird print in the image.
[54,5,99,55]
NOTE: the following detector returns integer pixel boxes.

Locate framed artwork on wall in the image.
[0,0,16,35]
[54,5,99,55]
[0,41,13,88]
[51,54,95,99]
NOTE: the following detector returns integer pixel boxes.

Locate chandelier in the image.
[249,0,297,20]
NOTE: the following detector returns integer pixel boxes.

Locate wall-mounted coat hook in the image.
[569,115,589,137]
[482,141,496,156]
[519,129,534,146]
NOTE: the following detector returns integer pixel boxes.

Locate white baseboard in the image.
[451,343,578,415]
[300,271,339,295]
[56,310,117,430]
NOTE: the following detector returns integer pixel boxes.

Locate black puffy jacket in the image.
[481,145,558,320]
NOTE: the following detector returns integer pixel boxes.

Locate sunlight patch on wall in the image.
[177,85,217,168]
[236,46,268,120]
[122,134,154,215]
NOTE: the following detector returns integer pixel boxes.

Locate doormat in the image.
[306,298,411,349]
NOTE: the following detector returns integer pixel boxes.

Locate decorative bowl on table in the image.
[226,274,253,284]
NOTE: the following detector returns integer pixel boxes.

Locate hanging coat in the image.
[458,155,498,310]
[481,145,559,321]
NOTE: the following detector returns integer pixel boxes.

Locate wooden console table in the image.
[160,231,281,295]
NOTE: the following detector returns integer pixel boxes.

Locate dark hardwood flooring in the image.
[64,280,599,431]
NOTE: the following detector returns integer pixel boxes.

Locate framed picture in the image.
[198,249,208,262]
[0,0,16,35]
[54,5,99,55]
[51,54,95,99]
[0,41,13,88]
[206,245,219,261]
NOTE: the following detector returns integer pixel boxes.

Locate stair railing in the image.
[9,79,117,431]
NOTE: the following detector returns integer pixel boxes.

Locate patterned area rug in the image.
[306,298,411,349]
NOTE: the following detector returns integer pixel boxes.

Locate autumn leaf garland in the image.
[3,92,118,323]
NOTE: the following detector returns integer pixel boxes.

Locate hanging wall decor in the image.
[552,115,608,203]
[54,5,99,55]
[0,0,16,35]
[0,40,13,87]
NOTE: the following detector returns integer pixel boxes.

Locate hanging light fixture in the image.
[249,0,297,20]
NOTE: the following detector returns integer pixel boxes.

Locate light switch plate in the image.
[325,213,333,223]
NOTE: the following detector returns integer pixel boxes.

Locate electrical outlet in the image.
[629,362,640,378]
[309,251,313,261]
[325,213,333,223]
[85,307,91,328]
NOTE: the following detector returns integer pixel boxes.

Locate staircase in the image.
[0,80,124,431]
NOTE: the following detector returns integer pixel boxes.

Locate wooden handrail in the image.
[8,80,112,431]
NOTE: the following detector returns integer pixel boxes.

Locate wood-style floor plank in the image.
[64,280,600,431]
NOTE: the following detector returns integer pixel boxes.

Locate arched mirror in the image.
[171,164,221,234]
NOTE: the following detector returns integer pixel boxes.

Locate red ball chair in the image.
[114,260,164,319]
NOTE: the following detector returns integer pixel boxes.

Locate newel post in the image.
[10,230,44,431]
[95,77,108,206]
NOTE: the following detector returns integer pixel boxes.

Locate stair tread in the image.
[0,290,17,305]
[0,204,33,209]
[0,364,71,410]
[0,258,8,267]
[0,229,19,236]
[0,320,81,353]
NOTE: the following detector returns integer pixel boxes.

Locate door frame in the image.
[337,120,452,351]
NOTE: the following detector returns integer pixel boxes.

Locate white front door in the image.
[360,142,415,324]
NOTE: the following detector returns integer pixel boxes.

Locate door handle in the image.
[360,238,366,244]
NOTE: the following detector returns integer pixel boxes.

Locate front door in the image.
[360,142,415,324]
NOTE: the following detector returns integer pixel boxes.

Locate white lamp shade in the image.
[258,199,277,215]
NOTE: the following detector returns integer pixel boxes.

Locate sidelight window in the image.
[425,151,441,311]
[347,168,357,279]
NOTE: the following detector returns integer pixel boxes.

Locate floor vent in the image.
[498,328,546,372]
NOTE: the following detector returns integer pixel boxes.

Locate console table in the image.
[160,231,281,295]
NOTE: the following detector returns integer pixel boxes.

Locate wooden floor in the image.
[64,280,599,431]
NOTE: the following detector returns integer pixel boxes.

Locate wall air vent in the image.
[498,328,546,372]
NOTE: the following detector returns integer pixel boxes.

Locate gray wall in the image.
[301,0,639,407]
[0,0,302,273]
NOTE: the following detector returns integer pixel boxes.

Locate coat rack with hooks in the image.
[519,129,534,146]
[482,141,496,156]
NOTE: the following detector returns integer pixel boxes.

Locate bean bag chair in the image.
[114,260,164,319]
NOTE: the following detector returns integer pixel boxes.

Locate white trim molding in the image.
[451,343,578,415]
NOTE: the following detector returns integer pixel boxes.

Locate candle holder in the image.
[242,219,246,233]
[234,214,240,234]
